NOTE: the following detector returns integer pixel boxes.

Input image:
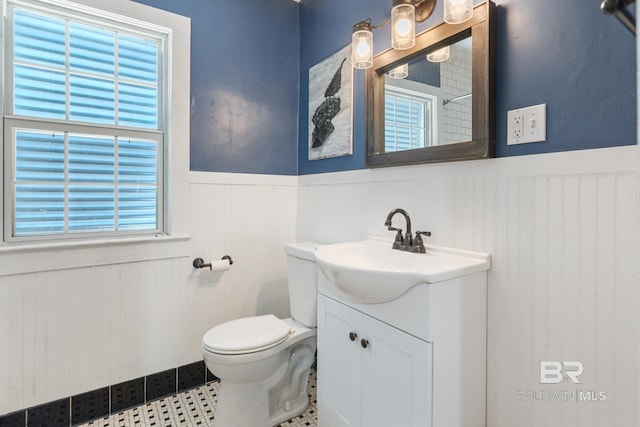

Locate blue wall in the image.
[133,0,300,175]
[134,0,635,176]
[298,0,636,174]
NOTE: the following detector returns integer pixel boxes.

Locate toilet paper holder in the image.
[193,255,234,270]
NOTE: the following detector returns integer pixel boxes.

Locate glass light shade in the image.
[426,46,450,62]
[444,0,473,24]
[352,26,373,69]
[391,3,415,50]
[389,63,408,79]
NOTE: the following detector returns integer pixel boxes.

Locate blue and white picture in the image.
[308,44,353,160]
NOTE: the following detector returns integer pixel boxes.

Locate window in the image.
[3,0,167,241]
[384,86,437,152]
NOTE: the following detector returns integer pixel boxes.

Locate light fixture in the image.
[388,63,409,79]
[444,0,473,24]
[426,45,450,62]
[391,0,416,50]
[351,0,472,69]
[351,20,374,69]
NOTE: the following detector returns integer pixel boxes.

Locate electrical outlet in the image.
[513,114,523,138]
[507,104,546,145]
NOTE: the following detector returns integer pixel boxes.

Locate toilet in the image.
[202,242,318,427]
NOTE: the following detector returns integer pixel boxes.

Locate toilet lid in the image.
[202,314,292,355]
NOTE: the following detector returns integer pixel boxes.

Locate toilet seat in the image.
[202,314,292,355]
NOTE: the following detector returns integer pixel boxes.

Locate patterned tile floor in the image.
[78,369,317,427]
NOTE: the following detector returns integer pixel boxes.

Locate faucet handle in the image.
[387,226,404,249]
[412,231,432,253]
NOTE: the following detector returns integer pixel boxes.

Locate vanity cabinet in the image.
[315,250,489,427]
[317,294,432,427]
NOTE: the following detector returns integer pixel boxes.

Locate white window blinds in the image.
[13,9,159,127]
[384,87,437,152]
[5,2,165,240]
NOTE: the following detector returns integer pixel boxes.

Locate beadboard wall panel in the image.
[0,173,297,415]
[297,146,638,427]
[0,148,636,426]
[189,173,298,323]
[0,259,191,413]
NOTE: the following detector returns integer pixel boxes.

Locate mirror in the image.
[366,1,495,167]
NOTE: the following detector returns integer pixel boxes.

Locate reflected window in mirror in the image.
[384,80,436,151]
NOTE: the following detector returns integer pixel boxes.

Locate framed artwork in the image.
[308,44,353,160]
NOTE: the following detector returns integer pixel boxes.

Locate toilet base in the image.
[212,337,316,427]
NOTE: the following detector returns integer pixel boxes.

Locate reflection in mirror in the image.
[384,37,471,152]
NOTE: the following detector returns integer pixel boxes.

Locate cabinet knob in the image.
[349,332,358,341]
[360,338,369,349]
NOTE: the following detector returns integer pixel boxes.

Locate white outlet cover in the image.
[507,103,546,145]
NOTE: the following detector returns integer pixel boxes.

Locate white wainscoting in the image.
[1,146,637,425]
[297,146,638,427]
[0,172,297,415]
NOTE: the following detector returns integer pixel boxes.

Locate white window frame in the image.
[4,0,168,242]
[4,119,165,242]
[385,85,438,151]
[0,0,190,274]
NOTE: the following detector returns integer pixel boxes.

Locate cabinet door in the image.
[361,314,433,427]
[318,296,362,427]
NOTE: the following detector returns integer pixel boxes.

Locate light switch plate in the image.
[507,103,546,145]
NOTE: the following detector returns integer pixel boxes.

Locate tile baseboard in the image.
[0,360,218,427]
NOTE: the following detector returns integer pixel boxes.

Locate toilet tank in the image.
[284,242,318,327]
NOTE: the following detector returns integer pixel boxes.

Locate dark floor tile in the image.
[206,367,219,383]
[111,377,145,412]
[146,368,176,401]
[71,387,110,425]
[27,398,69,426]
[0,410,25,427]
[178,361,205,392]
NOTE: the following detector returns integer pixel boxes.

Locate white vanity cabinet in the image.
[316,252,489,427]
[317,294,432,427]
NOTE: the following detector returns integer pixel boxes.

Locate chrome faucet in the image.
[384,208,431,253]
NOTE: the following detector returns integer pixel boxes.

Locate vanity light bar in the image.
[351,0,473,69]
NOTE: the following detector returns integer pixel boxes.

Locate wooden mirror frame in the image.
[366,1,496,168]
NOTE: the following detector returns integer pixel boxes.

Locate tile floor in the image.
[77,369,317,427]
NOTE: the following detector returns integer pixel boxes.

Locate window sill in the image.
[0,233,190,276]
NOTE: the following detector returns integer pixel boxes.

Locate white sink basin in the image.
[315,237,491,303]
